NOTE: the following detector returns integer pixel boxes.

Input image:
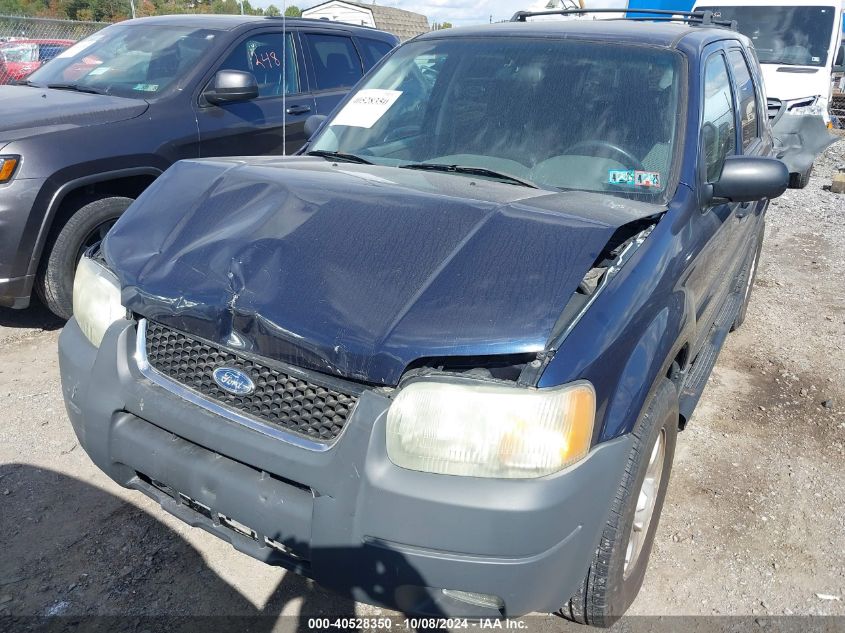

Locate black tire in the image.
[788,164,812,189]
[35,196,133,319]
[559,378,678,627]
[731,225,764,332]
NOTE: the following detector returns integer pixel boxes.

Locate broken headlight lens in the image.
[386,379,595,478]
[787,96,827,117]
[73,255,125,348]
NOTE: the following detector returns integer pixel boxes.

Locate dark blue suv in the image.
[58,11,789,624]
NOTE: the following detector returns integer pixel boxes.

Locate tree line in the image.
[0,0,303,23]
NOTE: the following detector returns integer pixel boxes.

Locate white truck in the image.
[693,0,843,187]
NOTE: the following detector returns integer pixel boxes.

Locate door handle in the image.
[286,104,311,115]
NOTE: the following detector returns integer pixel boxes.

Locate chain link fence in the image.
[1,15,110,84]
[832,74,845,129]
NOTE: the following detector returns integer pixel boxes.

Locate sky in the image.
[251,0,630,27]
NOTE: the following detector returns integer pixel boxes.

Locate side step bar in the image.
[679,290,742,422]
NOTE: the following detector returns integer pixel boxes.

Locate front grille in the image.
[143,320,358,442]
[767,98,783,121]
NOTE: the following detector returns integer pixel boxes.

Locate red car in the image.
[0,39,74,84]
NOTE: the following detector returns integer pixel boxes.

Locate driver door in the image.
[195,29,315,157]
[687,48,746,355]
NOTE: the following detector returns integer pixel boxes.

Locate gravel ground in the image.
[0,140,843,629]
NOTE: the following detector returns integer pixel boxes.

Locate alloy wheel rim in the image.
[623,428,666,579]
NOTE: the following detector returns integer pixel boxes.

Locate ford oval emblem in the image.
[212,367,255,396]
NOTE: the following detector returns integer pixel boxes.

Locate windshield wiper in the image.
[46,83,107,95]
[16,79,41,88]
[399,163,538,188]
[306,150,372,164]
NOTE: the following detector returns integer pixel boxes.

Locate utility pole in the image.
[129,0,136,19]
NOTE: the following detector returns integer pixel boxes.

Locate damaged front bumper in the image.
[771,112,838,177]
[59,317,632,618]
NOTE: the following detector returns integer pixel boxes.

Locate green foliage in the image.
[283,4,299,17]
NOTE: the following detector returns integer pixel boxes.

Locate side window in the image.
[727,49,759,149]
[218,32,299,98]
[358,38,395,71]
[702,54,736,182]
[304,33,363,90]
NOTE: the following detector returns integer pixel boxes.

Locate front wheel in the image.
[36,196,133,319]
[560,378,678,627]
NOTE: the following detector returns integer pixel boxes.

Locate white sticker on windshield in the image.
[330,89,402,128]
[87,66,110,76]
[56,34,102,59]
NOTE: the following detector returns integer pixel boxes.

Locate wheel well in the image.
[667,344,689,429]
[39,174,156,266]
[51,175,154,232]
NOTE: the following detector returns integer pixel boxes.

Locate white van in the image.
[693,0,843,187]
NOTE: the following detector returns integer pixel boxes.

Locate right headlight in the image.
[72,255,125,348]
[386,379,595,478]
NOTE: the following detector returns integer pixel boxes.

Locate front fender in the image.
[538,189,697,443]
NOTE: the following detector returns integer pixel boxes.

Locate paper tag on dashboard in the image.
[330,89,402,128]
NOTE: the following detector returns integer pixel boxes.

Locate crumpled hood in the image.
[105,157,661,385]
[0,85,148,141]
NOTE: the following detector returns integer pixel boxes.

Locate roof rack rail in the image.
[509,8,737,30]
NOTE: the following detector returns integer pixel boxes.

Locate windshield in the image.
[697,5,837,67]
[26,24,219,98]
[310,38,682,197]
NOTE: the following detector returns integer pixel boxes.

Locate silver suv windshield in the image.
[697,5,837,67]
[310,37,682,197]
[26,24,219,98]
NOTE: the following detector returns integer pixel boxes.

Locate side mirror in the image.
[709,155,789,204]
[204,70,258,105]
[834,42,845,73]
[304,114,327,138]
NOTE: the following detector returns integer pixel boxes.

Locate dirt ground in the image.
[1,141,843,630]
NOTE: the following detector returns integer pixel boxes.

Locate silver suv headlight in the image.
[73,255,125,348]
[386,379,595,478]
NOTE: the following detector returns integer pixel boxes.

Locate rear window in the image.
[358,37,395,70]
[304,33,363,90]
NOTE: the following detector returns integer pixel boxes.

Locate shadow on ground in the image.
[0,298,64,332]
[0,463,446,633]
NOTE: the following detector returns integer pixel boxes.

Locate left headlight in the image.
[73,255,125,348]
[386,379,595,478]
